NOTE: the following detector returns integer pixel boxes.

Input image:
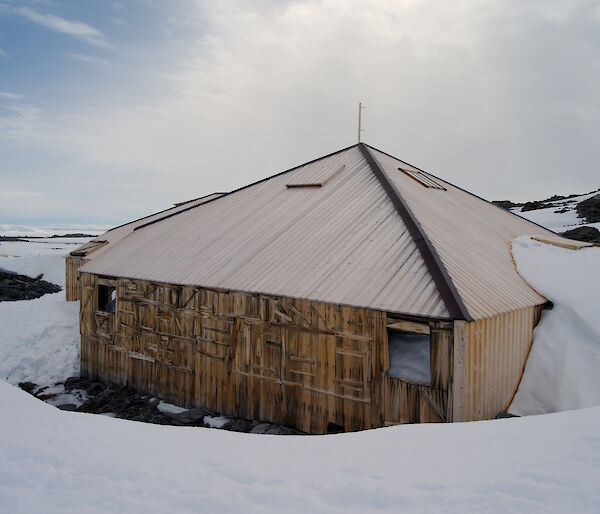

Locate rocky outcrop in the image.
[492,200,524,210]
[24,377,304,435]
[0,270,61,301]
[560,226,600,244]
[521,200,559,212]
[576,194,600,224]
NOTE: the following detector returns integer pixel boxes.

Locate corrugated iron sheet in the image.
[370,148,553,320]
[74,193,224,260]
[462,306,542,420]
[81,146,449,318]
[80,144,555,320]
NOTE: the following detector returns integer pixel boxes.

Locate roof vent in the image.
[286,164,345,189]
[399,167,446,190]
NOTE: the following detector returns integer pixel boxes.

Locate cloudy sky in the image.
[0,0,599,226]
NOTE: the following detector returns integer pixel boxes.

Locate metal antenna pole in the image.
[357,102,365,143]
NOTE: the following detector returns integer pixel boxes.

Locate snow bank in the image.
[0,239,85,386]
[509,237,600,416]
[1,379,599,513]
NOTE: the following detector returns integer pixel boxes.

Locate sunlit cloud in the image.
[0,0,599,224]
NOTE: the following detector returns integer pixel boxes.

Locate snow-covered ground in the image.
[2,377,600,513]
[0,237,89,386]
[511,190,600,232]
[509,237,600,415]
[1,222,600,512]
[0,224,108,238]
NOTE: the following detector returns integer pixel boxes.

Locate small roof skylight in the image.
[399,167,446,190]
[286,164,346,188]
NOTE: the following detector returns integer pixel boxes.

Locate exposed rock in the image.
[0,269,61,301]
[223,418,254,433]
[165,407,208,425]
[495,411,519,419]
[23,376,306,434]
[521,201,558,212]
[492,200,523,210]
[576,194,600,223]
[560,226,600,244]
[250,422,272,434]
[18,382,37,394]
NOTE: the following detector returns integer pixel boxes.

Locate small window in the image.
[387,330,431,385]
[98,284,116,313]
[399,167,446,190]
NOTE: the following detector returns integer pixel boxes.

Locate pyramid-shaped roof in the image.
[80,143,554,321]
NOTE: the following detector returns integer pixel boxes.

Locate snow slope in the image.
[511,190,600,232]
[0,238,87,386]
[509,237,600,415]
[1,378,600,513]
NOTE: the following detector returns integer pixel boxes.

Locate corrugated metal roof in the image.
[80,143,556,320]
[71,193,225,260]
[80,146,449,318]
[369,147,553,320]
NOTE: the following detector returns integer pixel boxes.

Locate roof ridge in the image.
[357,143,472,321]
[133,143,360,232]
[364,143,556,236]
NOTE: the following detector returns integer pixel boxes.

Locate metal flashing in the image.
[358,143,472,321]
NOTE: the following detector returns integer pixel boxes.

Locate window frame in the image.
[97,283,117,314]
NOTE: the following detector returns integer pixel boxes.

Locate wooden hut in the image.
[71,143,557,433]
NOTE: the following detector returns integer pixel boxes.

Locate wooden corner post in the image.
[452,320,466,422]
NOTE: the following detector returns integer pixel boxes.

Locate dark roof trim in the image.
[365,143,556,236]
[358,143,472,321]
[134,143,359,232]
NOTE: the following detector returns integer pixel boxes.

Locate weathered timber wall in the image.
[460,306,543,421]
[65,256,86,301]
[79,273,453,433]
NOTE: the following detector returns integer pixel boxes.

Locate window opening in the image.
[98,284,117,313]
[387,330,431,385]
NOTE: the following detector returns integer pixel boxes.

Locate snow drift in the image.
[1,378,600,513]
[510,237,600,416]
[0,239,83,386]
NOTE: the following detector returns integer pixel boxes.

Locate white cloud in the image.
[68,53,117,66]
[12,6,111,48]
[0,91,23,100]
[2,0,600,223]
[0,100,42,141]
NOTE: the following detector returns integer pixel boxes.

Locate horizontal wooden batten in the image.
[386,320,430,335]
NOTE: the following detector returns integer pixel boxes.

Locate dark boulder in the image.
[521,201,557,212]
[492,200,523,210]
[576,194,600,223]
[0,269,61,302]
[560,226,600,244]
